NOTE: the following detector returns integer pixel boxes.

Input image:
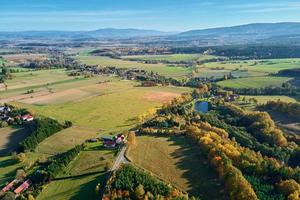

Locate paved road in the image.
[111,145,128,171]
[98,145,128,199]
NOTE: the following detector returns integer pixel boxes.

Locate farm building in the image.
[21,114,34,122]
[14,180,31,196]
[1,179,19,192]
[101,134,126,148]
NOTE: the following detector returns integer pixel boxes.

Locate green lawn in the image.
[128,135,226,200]
[205,59,300,74]
[37,142,115,200]
[122,54,217,63]
[77,56,192,79]
[217,76,291,89]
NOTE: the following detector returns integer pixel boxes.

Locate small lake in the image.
[195,101,209,113]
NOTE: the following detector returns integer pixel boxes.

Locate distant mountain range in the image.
[1,22,300,45]
[179,22,300,37]
[0,28,169,40]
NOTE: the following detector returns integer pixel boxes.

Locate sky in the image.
[1,0,300,31]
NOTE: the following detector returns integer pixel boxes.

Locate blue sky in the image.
[1,0,300,31]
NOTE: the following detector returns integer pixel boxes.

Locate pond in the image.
[194,101,209,113]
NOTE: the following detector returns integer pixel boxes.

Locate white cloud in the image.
[226,1,300,13]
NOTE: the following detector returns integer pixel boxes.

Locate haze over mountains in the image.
[1,22,300,45]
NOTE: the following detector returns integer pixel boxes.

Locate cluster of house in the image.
[0,105,34,124]
[0,105,13,123]
[1,179,31,197]
[211,93,240,102]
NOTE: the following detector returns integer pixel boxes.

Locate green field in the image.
[0,58,6,65]
[204,59,300,74]
[0,156,22,186]
[0,126,31,156]
[128,135,226,199]
[217,76,291,89]
[36,126,99,155]
[37,142,115,200]
[2,69,75,91]
[0,69,116,103]
[77,55,193,79]
[243,95,297,104]
[16,83,189,132]
[122,54,217,63]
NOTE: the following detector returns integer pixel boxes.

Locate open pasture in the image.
[37,142,115,200]
[0,126,31,156]
[217,76,291,89]
[2,69,74,91]
[128,135,226,199]
[36,126,99,155]
[204,58,300,74]
[122,54,217,63]
[3,53,47,65]
[195,67,266,78]
[243,95,297,104]
[77,55,193,79]
[0,156,22,186]
[15,83,190,132]
[0,70,116,104]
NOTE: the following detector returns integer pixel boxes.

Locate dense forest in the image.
[170,45,300,59]
[137,88,300,200]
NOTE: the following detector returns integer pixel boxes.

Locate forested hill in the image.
[179,22,300,37]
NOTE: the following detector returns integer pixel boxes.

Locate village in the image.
[0,105,34,127]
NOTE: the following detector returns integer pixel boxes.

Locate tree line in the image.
[137,90,300,200]
[20,118,72,151]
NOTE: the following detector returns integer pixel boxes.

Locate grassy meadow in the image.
[0,126,31,156]
[0,156,22,186]
[217,76,291,89]
[204,58,300,74]
[243,95,297,104]
[37,142,115,200]
[128,135,226,200]
[77,55,193,79]
[122,54,217,63]
[16,83,190,132]
[36,126,99,155]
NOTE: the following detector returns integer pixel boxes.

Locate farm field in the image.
[128,135,226,200]
[0,126,31,156]
[14,82,190,132]
[243,95,297,104]
[195,67,266,78]
[1,69,74,91]
[36,126,99,155]
[77,55,193,79]
[37,142,115,200]
[204,58,300,74]
[0,70,116,104]
[122,54,218,63]
[3,53,47,65]
[0,156,22,186]
[217,76,291,88]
